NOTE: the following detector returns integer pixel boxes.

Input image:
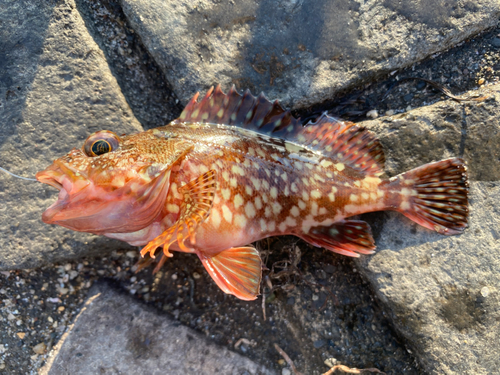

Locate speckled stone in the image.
[40,282,275,375]
[119,0,500,108]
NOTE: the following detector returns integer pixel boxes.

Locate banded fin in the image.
[300,220,376,257]
[175,84,299,133]
[198,247,262,301]
[140,170,217,259]
[174,85,384,175]
[395,158,468,235]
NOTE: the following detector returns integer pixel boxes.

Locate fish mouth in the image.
[36,161,91,225]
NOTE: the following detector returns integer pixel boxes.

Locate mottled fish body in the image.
[36,85,469,300]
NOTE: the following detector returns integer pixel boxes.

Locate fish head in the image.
[36,129,191,234]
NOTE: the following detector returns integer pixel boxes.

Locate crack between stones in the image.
[74,0,183,130]
[459,105,468,158]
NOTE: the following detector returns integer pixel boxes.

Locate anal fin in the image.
[198,247,262,301]
[300,220,376,257]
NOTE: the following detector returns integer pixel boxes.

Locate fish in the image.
[36,85,469,301]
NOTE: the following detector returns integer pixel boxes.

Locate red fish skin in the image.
[102,123,426,255]
[36,86,468,300]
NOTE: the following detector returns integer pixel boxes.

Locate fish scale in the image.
[36,85,469,301]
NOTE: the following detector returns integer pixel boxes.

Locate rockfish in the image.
[36,85,468,300]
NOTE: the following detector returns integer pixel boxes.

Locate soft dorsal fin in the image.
[174,85,385,175]
[282,114,385,175]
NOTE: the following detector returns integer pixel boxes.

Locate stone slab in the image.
[40,282,275,375]
[0,0,143,270]
[119,0,500,108]
[355,84,500,374]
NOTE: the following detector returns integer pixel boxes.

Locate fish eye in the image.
[83,131,120,157]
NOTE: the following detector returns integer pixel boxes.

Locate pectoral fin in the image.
[140,170,217,259]
[198,247,262,301]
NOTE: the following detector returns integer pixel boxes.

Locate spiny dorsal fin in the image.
[174,85,385,175]
[174,84,300,133]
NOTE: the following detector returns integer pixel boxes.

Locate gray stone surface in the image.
[119,0,500,108]
[355,84,500,374]
[0,0,143,270]
[40,282,275,375]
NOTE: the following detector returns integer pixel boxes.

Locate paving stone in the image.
[0,0,142,270]
[119,0,500,108]
[356,84,500,374]
[40,282,275,375]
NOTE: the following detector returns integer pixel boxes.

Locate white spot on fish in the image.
[211,210,221,228]
[320,160,333,168]
[298,200,306,210]
[232,165,245,176]
[290,206,300,217]
[268,221,276,231]
[272,202,282,215]
[234,194,244,208]
[245,201,256,218]
[311,190,322,199]
[234,214,247,228]
[255,196,263,210]
[222,205,233,223]
[335,163,345,172]
[270,187,278,199]
[400,201,411,210]
[222,188,231,200]
[260,219,267,231]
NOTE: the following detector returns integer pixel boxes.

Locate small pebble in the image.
[126,251,136,258]
[478,78,485,85]
[64,264,72,271]
[366,109,378,119]
[480,286,490,297]
[0,344,6,354]
[491,37,500,48]
[313,339,326,348]
[282,369,291,375]
[192,272,201,279]
[171,273,178,280]
[32,343,46,355]
[17,332,26,339]
[403,93,414,102]
[385,109,395,116]
[58,306,65,312]
[278,359,286,366]
[324,358,338,367]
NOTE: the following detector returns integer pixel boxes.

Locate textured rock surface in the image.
[40,282,275,375]
[0,0,142,270]
[356,84,500,374]
[119,0,500,108]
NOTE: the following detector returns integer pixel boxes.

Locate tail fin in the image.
[394,157,469,235]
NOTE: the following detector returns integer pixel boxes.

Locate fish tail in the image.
[391,157,469,235]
